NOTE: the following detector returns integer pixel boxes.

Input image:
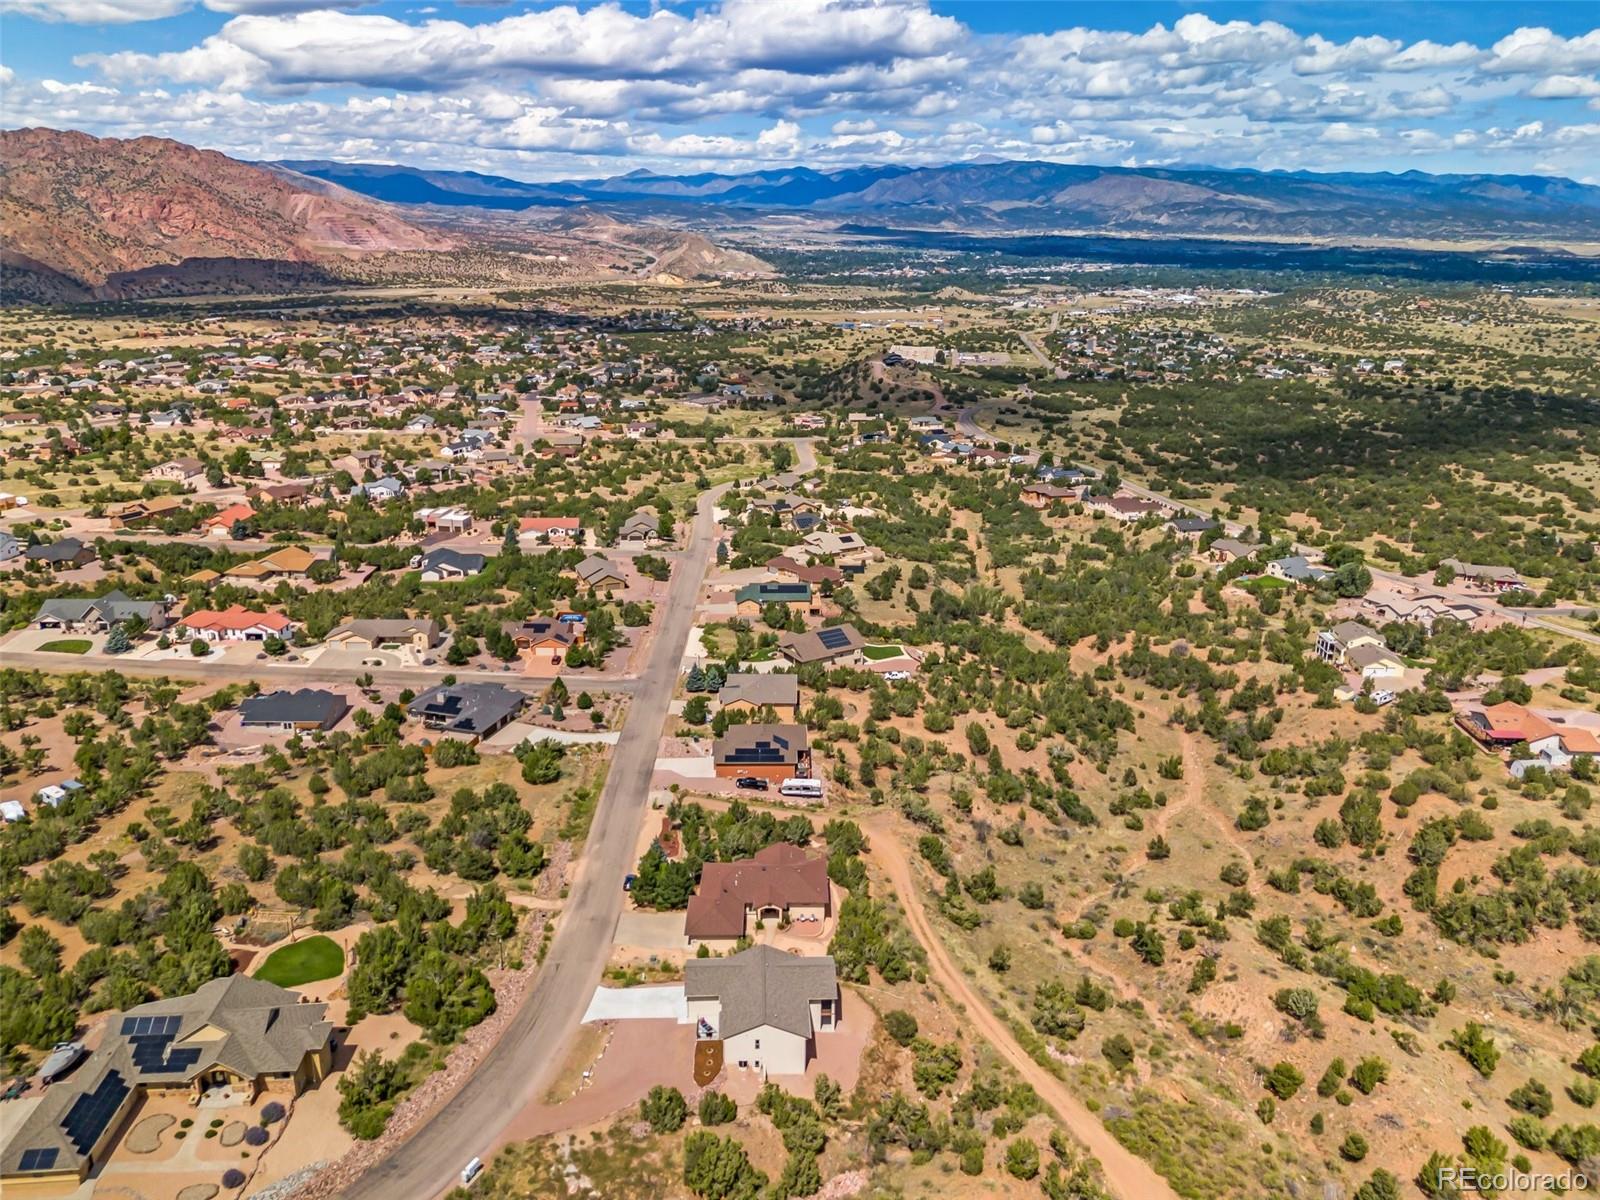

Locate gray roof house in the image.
[238,689,350,732]
[684,946,840,1077]
[574,554,628,590]
[1,976,333,1189]
[24,538,95,569]
[0,531,19,562]
[1265,556,1331,584]
[418,547,487,580]
[36,590,169,632]
[618,509,660,543]
[408,682,526,740]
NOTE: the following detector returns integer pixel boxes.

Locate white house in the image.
[683,945,840,1078]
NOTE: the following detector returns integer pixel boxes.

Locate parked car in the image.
[623,873,637,891]
[882,670,911,681]
[461,1157,484,1186]
[734,776,769,791]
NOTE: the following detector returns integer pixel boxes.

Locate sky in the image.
[2,0,1599,184]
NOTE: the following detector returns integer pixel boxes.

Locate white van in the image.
[461,1157,484,1186]
[779,778,824,800]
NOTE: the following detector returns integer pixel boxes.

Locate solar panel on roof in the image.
[164,1048,202,1072]
[63,1070,129,1155]
[816,627,850,649]
[18,1147,60,1171]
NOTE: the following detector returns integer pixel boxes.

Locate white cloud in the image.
[1484,27,1600,75]
[1529,74,1600,99]
[16,2,1600,183]
[2,0,188,22]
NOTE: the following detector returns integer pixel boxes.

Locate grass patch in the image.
[253,935,345,987]
[37,639,91,654]
[862,644,906,660]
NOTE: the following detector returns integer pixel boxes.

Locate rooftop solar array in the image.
[119,1015,180,1038]
[128,1035,201,1075]
[63,1070,129,1155]
[18,1147,60,1172]
[816,627,851,649]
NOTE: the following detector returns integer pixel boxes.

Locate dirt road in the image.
[865,818,1180,1200]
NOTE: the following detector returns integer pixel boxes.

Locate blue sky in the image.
[3,0,1598,182]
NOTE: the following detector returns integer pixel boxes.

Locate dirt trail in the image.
[864,817,1181,1200]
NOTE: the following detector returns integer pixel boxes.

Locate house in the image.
[501,618,581,665]
[778,624,867,667]
[1442,559,1524,592]
[25,538,95,570]
[109,496,187,530]
[1456,703,1600,778]
[1315,622,1387,666]
[0,977,333,1193]
[36,591,168,632]
[734,581,817,619]
[1208,538,1264,565]
[324,618,442,653]
[416,506,474,534]
[618,509,660,544]
[1167,516,1219,541]
[718,673,801,721]
[685,844,831,946]
[222,545,318,583]
[1021,484,1079,509]
[765,556,843,588]
[573,555,628,591]
[239,689,350,732]
[250,483,313,509]
[355,476,406,503]
[684,946,840,1078]
[408,682,526,740]
[518,516,582,546]
[1346,643,1407,680]
[712,723,811,781]
[417,548,486,581]
[1265,556,1331,584]
[203,504,257,538]
[1357,587,1490,631]
[148,457,205,487]
[178,605,295,643]
[798,532,872,566]
[0,531,20,562]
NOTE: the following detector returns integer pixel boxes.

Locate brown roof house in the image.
[718,673,801,721]
[778,624,867,667]
[685,946,840,1079]
[685,844,831,947]
[1,976,333,1193]
[712,723,810,781]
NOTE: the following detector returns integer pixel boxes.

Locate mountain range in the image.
[279,158,1600,241]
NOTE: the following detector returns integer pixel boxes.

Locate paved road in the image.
[1018,330,1067,379]
[0,650,644,695]
[335,463,770,1200]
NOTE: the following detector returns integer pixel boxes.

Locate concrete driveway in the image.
[581,983,687,1023]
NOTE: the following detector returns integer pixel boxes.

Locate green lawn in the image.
[253,935,345,987]
[37,639,91,654]
[862,644,906,661]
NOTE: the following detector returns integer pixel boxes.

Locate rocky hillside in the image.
[1,128,453,291]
